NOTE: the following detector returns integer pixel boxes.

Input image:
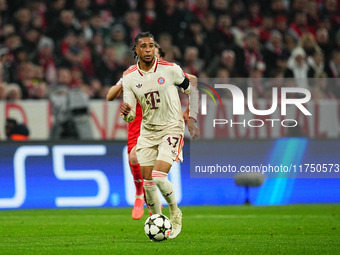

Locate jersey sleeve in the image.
[173,63,186,85]
[172,64,199,120]
[122,77,136,122]
[183,84,199,120]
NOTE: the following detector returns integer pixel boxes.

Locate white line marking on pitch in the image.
[192,214,335,219]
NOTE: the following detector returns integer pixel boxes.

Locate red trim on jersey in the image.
[158,59,174,66]
[137,69,144,76]
[153,58,159,72]
[175,134,184,162]
[123,65,137,76]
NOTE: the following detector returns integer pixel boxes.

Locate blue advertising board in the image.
[0,139,339,209]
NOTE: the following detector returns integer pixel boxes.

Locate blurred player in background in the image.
[107,42,197,220]
[5,118,30,140]
[120,31,199,239]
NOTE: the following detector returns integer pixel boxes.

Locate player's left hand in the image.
[188,118,199,139]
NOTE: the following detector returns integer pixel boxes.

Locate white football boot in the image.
[169,209,182,239]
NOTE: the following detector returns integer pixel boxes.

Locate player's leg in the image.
[137,145,162,215]
[152,160,182,239]
[153,133,184,239]
[141,165,162,215]
[129,145,144,220]
[152,160,179,216]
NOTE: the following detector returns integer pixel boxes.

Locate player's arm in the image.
[121,77,136,122]
[174,65,200,139]
[183,74,197,122]
[106,78,123,101]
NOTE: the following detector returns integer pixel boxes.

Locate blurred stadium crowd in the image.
[0,0,340,102]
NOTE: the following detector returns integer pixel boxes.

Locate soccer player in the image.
[107,44,197,220]
[120,31,199,239]
[107,45,164,220]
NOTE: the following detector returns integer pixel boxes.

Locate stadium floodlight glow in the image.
[202,84,312,116]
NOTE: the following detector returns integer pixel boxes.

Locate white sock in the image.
[143,179,162,214]
[135,194,144,199]
[152,170,179,216]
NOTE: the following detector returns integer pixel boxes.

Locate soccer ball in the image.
[144,214,172,241]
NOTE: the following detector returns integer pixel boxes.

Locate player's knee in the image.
[142,173,152,180]
[141,166,153,180]
[129,153,138,165]
[129,147,139,165]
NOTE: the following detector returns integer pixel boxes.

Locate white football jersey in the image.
[122,58,187,134]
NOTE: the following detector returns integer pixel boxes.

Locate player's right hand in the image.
[120,103,132,115]
[188,118,200,139]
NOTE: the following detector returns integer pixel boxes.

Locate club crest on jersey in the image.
[158,77,165,85]
[136,83,143,88]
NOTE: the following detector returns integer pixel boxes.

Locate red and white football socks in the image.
[130,163,144,198]
[130,163,145,219]
[152,170,179,216]
[143,179,162,215]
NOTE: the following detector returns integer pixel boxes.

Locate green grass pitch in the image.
[0,204,339,255]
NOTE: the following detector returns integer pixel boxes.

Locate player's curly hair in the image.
[134,31,154,45]
[132,31,165,59]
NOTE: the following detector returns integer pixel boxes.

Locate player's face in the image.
[136,37,155,64]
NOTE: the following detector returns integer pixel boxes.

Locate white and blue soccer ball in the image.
[144,214,172,241]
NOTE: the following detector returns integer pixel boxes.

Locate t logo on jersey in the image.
[144,91,160,109]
